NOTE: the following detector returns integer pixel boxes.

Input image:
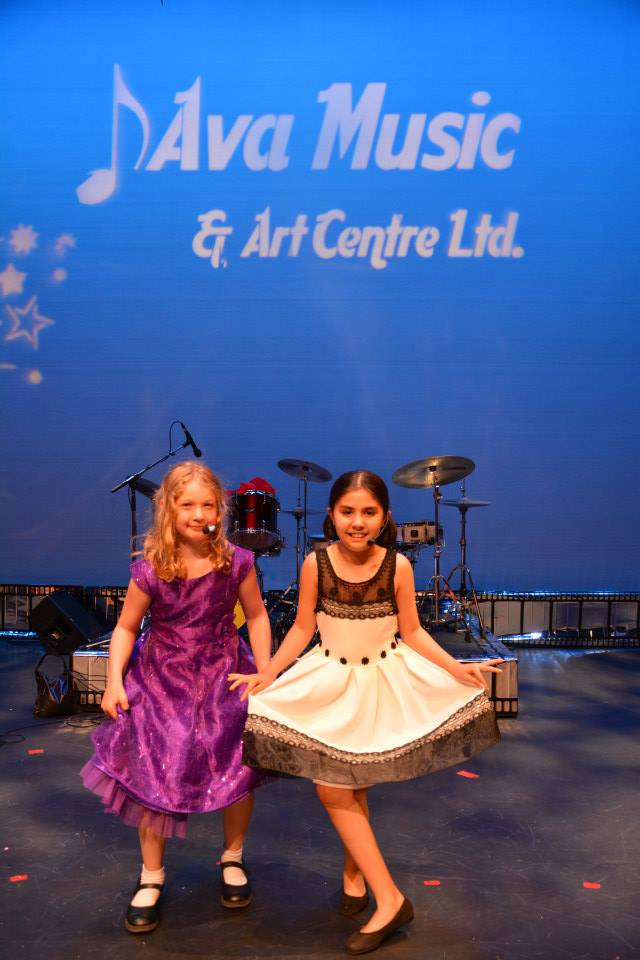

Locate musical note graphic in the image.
[76,65,150,205]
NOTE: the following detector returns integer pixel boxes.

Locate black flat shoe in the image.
[345,897,414,955]
[125,880,164,934]
[220,859,252,908]
[340,890,370,916]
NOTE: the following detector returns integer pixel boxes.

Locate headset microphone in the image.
[203,523,217,535]
[367,517,389,546]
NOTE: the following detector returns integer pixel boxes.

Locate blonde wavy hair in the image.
[144,461,233,581]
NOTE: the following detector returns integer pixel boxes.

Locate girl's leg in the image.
[342,788,368,896]
[220,792,254,900]
[222,792,254,851]
[128,821,166,913]
[139,822,166,870]
[316,784,404,933]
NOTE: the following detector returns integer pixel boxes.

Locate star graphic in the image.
[9,224,39,254]
[4,296,54,349]
[54,233,77,255]
[0,263,27,296]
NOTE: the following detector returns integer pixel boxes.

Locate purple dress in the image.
[81,547,268,838]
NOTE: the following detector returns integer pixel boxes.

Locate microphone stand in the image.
[111,440,191,560]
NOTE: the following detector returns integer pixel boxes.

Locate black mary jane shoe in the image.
[345,897,414,955]
[220,859,252,909]
[124,880,165,934]
[340,890,370,917]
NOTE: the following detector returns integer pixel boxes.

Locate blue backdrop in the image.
[1,0,638,590]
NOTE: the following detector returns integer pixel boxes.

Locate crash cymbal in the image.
[282,507,325,517]
[277,459,332,483]
[392,456,475,489]
[441,499,490,509]
[131,478,159,499]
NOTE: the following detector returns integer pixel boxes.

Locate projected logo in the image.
[0,225,76,385]
[76,65,524,269]
[77,65,521,204]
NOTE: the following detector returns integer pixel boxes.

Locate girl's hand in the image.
[450,659,503,692]
[228,669,275,702]
[101,682,130,720]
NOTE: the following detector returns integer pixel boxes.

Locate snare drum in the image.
[228,490,281,552]
[396,520,441,547]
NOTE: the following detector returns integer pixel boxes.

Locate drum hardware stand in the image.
[265,495,304,619]
[442,480,491,639]
[290,497,306,589]
[272,459,333,645]
[392,455,476,630]
[112,425,195,560]
[442,565,486,639]
[431,468,445,622]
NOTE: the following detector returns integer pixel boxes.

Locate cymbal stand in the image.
[445,482,486,638]
[424,470,464,629]
[444,563,486,639]
[288,470,312,588]
[430,467,444,622]
[266,476,310,642]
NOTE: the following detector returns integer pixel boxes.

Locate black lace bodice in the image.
[315,547,398,620]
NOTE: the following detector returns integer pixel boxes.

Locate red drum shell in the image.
[228,490,280,552]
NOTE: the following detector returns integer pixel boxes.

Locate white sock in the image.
[131,865,165,908]
[220,846,246,886]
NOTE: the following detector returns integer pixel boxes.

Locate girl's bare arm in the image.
[101,579,151,718]
[237,566,272,672]
[229,552,319,699]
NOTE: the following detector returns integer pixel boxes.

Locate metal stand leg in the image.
[444,562,487,639]
[431,472,443,622]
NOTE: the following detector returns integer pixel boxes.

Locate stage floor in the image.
[1,643,638,960]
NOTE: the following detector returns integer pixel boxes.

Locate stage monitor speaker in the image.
[29,592,108,655]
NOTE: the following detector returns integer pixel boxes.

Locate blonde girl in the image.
[82,461,270,933]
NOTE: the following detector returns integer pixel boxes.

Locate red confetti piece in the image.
[9,874,29,883]
[27,749,44,756]
[582,881,601,890]
[423,879,441,886]
[457,770,480,779]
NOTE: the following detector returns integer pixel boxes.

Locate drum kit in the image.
[123,453,490,632]
[224,454,490,633]
[392,455,490,633]
[226,459,331,588]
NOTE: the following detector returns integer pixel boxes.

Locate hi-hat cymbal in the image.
[282,507,325,517]
[277,459,332,483]
[392,456,475,489]
[131,478,159,499]
[441,498,491,508]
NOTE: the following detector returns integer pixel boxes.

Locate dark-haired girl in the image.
[229,470,501,955]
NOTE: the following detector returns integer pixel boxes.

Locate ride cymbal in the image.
[441,498,490,508]
[277,459,332,482]
[392,456,475,488]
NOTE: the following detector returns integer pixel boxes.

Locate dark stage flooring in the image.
[1,642,639,960]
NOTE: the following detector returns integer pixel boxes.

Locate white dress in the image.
[243,548,500,787]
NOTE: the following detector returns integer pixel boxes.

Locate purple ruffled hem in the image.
[80,760,188,839]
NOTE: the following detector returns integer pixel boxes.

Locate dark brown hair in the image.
[322,470,397,547]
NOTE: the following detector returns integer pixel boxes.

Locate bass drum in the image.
[228,490,281,553]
